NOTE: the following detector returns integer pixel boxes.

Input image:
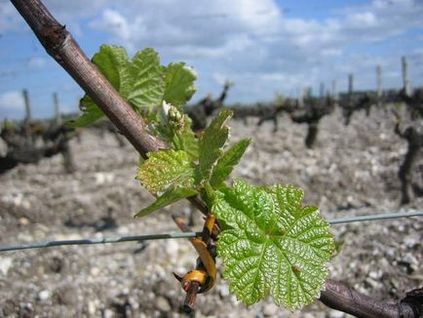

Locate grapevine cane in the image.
[9,0,209,216]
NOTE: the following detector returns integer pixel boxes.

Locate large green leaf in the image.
[70,45,131,126]
[70,46,199,129]
[163,63,197,108]
[198,109,233,182]
[128,48,164,111]
[134,187,198,217]
[92,45,132,97]
[210,138,250,188]
[214,180,334,310]
[137,149,196,193]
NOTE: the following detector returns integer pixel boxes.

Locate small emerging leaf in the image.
[170,115,199,160]
[137,149,195,193]
[210,138,250,188]
[134,187,197,217]
[332,240,344,258]
[158,105,199,160]
[69,96,103,127]
[214,180,334,310]
[199,109,233,182]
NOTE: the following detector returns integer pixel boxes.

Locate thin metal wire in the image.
[0,232,202,252]
[0,211,422,253]
[327,210,423,225]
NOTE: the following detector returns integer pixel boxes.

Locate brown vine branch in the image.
[320,279,418,318]
[10,0,420,317]
[11,0,164,156]
[10,0,207,215]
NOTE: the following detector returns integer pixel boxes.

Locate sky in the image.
[0,0,422,120]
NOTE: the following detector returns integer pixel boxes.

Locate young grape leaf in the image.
[169,115,199,159]
[134,187,198,217]
[214,180,334,310]
[92,45,132,97]
[71,46,199,130]
[209,138,250,188]
[70,45,131,126]
[163,63,197,108]
[157,105,199,160]
[198,109,233,182]
[68,95,104,127]
[332,240,344,258]
[128,48,165,111]
[137,149,196,193]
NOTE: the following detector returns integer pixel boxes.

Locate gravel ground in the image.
[0,106,422,317]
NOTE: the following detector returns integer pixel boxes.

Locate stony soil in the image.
[0,106,422,318]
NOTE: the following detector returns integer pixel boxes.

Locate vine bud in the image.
[168,105,184,131]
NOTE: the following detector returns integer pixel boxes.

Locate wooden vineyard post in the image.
[53,92,61,124]
[401,56,411,97]
[332,79,338,102]
[22,89,32,123]
[376,65,383,107]
[298,87,304,108]
[22,89,33,140]
[305,86,312,98]
[319,82,325,98]
[348,73,354,96]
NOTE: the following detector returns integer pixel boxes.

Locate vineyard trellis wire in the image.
[1,210,422,253]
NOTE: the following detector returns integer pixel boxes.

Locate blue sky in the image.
[0,0,422,120]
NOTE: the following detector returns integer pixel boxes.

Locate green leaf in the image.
[137,149,196,193]
[198,109,233,182]
[71,45,131,126]
[134,187,198,217]
[68,96,104,127]
[163,63,197,108]
[128,48,164,111]
[170,114,199,160]
[71,46,199,128]
[214,180,334,310]
[332,240,344,258]
[200,182,217,209]
[156,105,199,160]
[92,45,132,97]
[210,138,250,188]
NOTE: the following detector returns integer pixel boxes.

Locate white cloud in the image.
[0,90,24,111]
[88,0,281,56]
[1,0,422,103]
[87,1,421,61]
[90,9,131,42]
[346,12,377,28]
[0,0,111,34]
